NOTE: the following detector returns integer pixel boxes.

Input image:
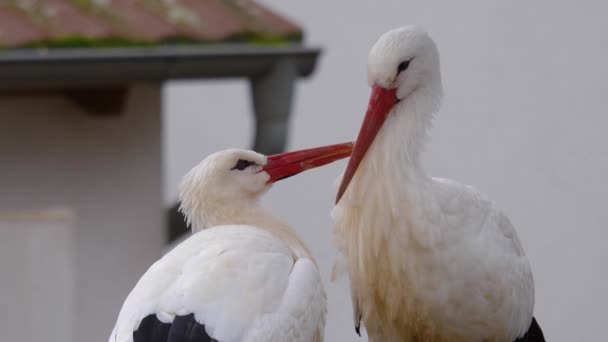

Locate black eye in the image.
[232,159,254,171]
[397,60,411,74]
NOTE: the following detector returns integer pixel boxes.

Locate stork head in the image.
[336,25,442,203]
[179,143,353,228]
[367,25,441,100]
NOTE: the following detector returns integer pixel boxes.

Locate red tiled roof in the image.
[0,0,302,48]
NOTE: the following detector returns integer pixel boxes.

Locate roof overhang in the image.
[0,44,321,90]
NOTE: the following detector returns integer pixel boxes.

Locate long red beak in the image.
[335,85,398,203]
[262,142,354,183]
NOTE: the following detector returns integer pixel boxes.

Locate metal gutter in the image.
[0,44,321,90]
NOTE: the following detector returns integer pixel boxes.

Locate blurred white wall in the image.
[164,1,608,340]
[0,85,164,342]
[0,209,74,342]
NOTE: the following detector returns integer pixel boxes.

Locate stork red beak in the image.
[335,84,398,203]
[262,142,354,183]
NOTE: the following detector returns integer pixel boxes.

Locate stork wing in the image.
[109,225,326,342]
[514,317,545,342]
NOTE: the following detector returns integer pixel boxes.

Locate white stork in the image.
[331,26,545,341]
[110,142,353,342]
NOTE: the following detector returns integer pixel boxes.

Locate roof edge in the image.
[0,44,322,89]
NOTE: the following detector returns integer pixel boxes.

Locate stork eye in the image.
[232,159,254,171]
[397,60,411,74]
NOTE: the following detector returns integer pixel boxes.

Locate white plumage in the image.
[111,226,325,342]
[110,144,352,342]
[332,26,542,341]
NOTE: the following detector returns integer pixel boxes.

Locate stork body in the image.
[110,144,352,342]
[112,225,323,342]
[332,26,544,341]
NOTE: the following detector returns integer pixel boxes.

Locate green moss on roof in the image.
[21,36,157,49]
[0,0,303,49]
[1,35,297,51]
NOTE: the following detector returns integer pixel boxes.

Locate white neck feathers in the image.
[332,81,444,268]
[180,198,314,260]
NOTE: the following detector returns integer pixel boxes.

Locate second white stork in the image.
[332,26,545,341]
[110,142,353,342]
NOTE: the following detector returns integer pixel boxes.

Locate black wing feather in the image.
[133,315,171,342]
[168,314,216,342]
[133,313,217,342]
[514,317,545,342]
